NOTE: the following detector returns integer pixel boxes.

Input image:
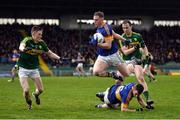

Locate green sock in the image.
[143,91,150,101]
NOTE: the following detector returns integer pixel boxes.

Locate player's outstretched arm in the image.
[112,31,126,42]
[121,103,136,112]
[46,50,60,60]
[121,45,136,55]
[137,95,147,108]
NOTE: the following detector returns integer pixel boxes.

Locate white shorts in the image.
[103,87,120,108]
[77,63,83,68]
[104,87,110,104]
[18,67,40,79]
[97,52,124,66]
[125,60,136,65]
[144,64,149,70]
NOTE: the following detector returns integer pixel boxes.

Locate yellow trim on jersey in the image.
[130,41,140,45]
[104,24,110,35]
[132,32,141,36]
[115,86,122,101]
[122,103,128,109]
[104,35,113,42]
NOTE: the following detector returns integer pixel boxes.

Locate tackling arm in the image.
[112,31,126,42]
[137,95,147,108]
[121,103,136,112]
[121,46,136,55]
[46,50,60,60]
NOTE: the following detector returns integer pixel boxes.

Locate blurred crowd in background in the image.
[0,24,179,66]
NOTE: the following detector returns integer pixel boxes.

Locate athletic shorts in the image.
[97,52,124,66]
[77,63,83,68]
[18,67,40,79]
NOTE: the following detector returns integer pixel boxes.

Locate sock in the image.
[143,91,150,101]
[106,72,112,77]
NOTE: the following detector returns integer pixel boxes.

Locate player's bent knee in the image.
[93,71,99,76]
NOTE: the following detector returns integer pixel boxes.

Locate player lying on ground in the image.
[95,82,154,112]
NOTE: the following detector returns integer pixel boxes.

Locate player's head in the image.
[133,84,144,97]
[93,11,104,27]
[31,26,43,41]
[122,20,132,35]
[13,49,18,54]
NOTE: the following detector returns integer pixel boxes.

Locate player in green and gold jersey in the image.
[18,26,61,110]
[119,20,153,106]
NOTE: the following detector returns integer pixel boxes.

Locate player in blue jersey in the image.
[95,82,154,112]
[8,49,20,82]
[90,11,130,84]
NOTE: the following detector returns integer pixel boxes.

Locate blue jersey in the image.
[108,83,136,105]
[12,53,20,65]
[96,23,118,56]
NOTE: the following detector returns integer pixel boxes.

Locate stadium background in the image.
[0,0,180,119]
[0,0,180,76]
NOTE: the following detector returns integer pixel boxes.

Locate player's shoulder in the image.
[23,36,32,40]
[132,32,141,36]
[121,33,126,37]
[21,36,32,43]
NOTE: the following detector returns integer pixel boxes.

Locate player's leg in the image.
[75,66,81,76]
[79,64,85,76]
[89,66,93,75]
[8,67,17,82]
[134,65,153,103]
[95,87,111,108]
[143,65,152,82]
[148,65,156,82]
[112,53,130,84]
[93,57,109,77]
[31,69,43,105]
[18,67,32,109]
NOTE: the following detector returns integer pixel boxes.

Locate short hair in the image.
[93,11,104,18]
[31,26,43,33]
[122,20,132,26]
[136,84,144,94]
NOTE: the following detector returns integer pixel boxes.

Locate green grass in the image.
[0,75,180,119]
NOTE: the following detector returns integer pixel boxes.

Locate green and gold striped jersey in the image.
[18,37,49,69]
[121,32,145,60]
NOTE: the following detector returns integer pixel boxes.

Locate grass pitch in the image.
[0,75,180,119]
